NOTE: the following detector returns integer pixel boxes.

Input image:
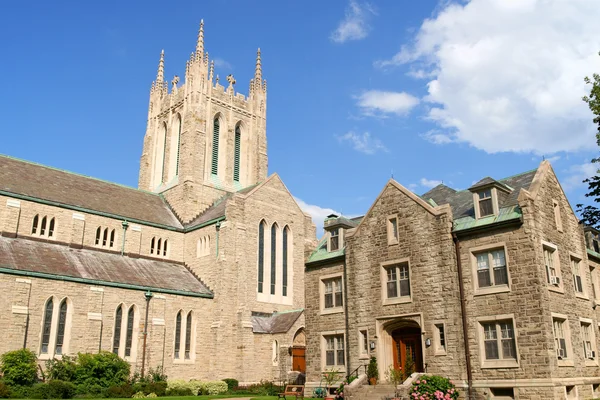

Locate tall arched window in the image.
[282,226,289,297]
[55,299,68,355]
[169,114,182,179]
[109,229,115,247]
[150,237,155,254]
[95,227,101,245]
[273,340,279,365]
[113,305,123,354]
[157,239,162,255]
[48,218,55,237]
[103,228,108,246]
[174,311,182,359]
[233,124,241,182]
[160,123,168,183]
[258,221,265,293]
[32,215,39,234]
[125,306,135,357]
[185,312,192,359]
[211,117,220,175]
[41,298,53,354]
[163,240,168,256]
[40,216,47,236]
[271,223,278,295]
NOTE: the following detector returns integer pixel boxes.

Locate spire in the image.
[196,19,204,60]
[254,48,262,82]
[209,60,214,82]
[156,50,165,83]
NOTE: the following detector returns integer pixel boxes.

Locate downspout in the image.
[452,233,472,400]
[121,220,129,256]
[342,253,351,381]
[141,290,153,379]
[215,221,221,259]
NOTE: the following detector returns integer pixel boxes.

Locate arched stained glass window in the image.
[55,299,68,355]
[41,298,53,354]
[174,311,182,359]
[113,305,123,354]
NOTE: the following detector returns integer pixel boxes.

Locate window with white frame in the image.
[435,323,446,354]
[571,257,584,294]
[323,277,343,310]
[173,310,194,361]
[553,317,569,360]
[553,199,563,232]
[324,334,345,367]
[481,320,517,361]
[330,228,340,251]
[32,215,56,239]
[581,321,595,360]
[385,263,410,299]
[150,237,168,257]
[477,189,494,217]
[387,216,398,244]
[40,297,70,357]
[359,330,368,357]
[544,245,560,286]
[475,248,509,288]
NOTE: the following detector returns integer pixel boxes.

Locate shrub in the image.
[73,352,130,389]
[6,385,31,399]
[46,356,77,382]
[165,387,193,397]
[47,380,76,399]
[103,383,134,398]
[0,348,38,387]
[75,383,104,397]
[132,381,167,397]
[202,380,228,395]
[410,375,459,400]
[0,381,10,399]
[29,383,49,399]
[166,379,202,395]
[132,391,146,398]
[367,356,378,383]
[147,367,167,383]
[222,378,239,391]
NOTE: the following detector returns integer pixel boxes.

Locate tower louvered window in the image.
[271,224,277,295]
[282,226,288,296]
[233,125,241,182]
[258,222,265,293]
[113,305,123,354]
[211,118,219,175]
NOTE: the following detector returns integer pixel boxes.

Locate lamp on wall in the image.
[425,338,432,347]
[370,341,376,350]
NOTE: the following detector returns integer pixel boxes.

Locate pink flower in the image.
[422,380,427,384]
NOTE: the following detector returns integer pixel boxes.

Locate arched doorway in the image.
[292,328,306,373]
[391,326,423,372]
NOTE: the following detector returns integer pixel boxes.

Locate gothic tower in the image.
[138,21,268,222]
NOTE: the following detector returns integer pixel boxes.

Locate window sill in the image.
[575,293,589,300]
[481,359,519,369]
[38,353,53,361]
[474,286,511,297]
[359,354,370,360]
[388,240,399,246]
[321,307,344,316]
[322,366,346,374]
[548,285,564,294]
[173,358,195,365]
[585,359,598,367]
[434,350,447,356]
[383,296,412,306]
[557,359,575,367]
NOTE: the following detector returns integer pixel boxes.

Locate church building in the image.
[0,21,315,383]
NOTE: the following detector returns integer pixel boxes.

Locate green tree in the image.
[576,52,600,227]
[0,348,38,387]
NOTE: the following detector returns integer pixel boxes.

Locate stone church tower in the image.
[138,21,268,222]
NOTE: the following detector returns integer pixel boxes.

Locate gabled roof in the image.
[468,177,512,192]
[0,236,212,297]
[251,310,303,334]
[0,155,182,229]
[306,236,345,265]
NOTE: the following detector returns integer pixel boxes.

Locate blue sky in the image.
[2,0,600,234]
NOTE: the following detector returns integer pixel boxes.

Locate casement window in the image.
[174,310,195,361]
[581,321,596,361]
[435,323,446,354]
[553,317,569,360]
[543,245,561,286]
[330,228,340,251]
[233,125,241,182]
[31,215,55,238]
[571,257,584,294]
[257,221,265,293]
[477,189,494,217]
[387,216,398,244]
[40,297,70,358]
[211,117,220,175]
[385,263,411,299]
[553,199,563,232]
[482,320,517,361]
[95,227,116,248]
[323,277,343,309]
[359,330,369,357]
[475,249,508,288]
[324,335,345,367]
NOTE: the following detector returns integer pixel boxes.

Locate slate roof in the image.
[0,155,182,228]
[306,237,345,265]
[251,310,304,334]
[0,236,212,297]
[421,168,538,231]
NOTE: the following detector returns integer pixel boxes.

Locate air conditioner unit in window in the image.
[557,348,566,359]
[550,276,560,286]
[589,350,596,359]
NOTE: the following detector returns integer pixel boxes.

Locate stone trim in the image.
[430,320,447,356]
[380,258,412,306]
[319,272,344,316]
[469,242,512,296]
[475,313,520,369]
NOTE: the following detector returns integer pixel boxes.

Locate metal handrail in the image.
[347,364,367,381]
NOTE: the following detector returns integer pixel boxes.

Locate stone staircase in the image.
[346,373,425,400]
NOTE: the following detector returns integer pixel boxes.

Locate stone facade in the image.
[0,20,315,385]
[305,163,600,399]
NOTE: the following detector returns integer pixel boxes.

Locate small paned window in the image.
[41,298,54,354]
[55,300,68,355]
[572,258,583,294]
[436,324,446,352]
[553,318,568,359]
[544,246,560,285]
[330,229,339,251]
[581,322,595,360]
[125,307,135,357]
[386,263,410,299]
[325,335,345,366]
[478,189,494,217]
[174,312,182,359]
[476,249,508,288]
[482,320,516,360]
[113,305,123,354]
[324,277,343,309]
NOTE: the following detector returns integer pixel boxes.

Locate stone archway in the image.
[292,328,306,373]
[376,317,424,381]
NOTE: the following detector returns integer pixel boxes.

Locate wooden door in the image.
[392,333,423,373]
[292,347,306,373]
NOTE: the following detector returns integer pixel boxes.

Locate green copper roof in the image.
[588,248,600,260]
[453,205,522,232]
[306,237,345,265]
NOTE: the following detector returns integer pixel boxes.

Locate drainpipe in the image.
[141,290,153,379]
[121,220,129,256]
[342,254,351,381]
[215,221,221,259]
[452,233,473,400]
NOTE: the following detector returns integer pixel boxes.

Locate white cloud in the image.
[213,58,232,70]
[337,131,388,154]
[421,129,455,145]
[378,0,600,154]
[294,197,340,237]
[562,162,598,192]
[330,1,376,43]
[420,178,443,189]
[355,90,419,117]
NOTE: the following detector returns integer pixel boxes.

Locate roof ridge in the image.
[0,153,159,196]
[498,167,538,182]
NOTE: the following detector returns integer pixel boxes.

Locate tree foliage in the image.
[0,348,38,387]
[576,52,600,227]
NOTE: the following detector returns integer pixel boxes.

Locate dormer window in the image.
[330,228,339,251]
[478,190,493,217]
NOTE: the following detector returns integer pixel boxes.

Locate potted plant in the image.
[385,365,404,399]
[322,368,342,400]
[367,356,378,385]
